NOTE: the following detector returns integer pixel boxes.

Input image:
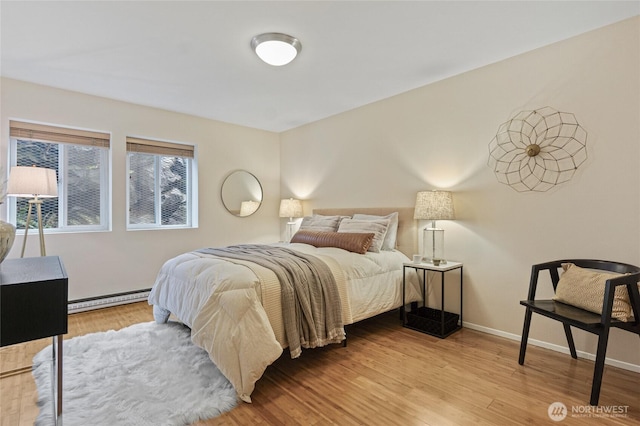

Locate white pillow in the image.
[353,212,399,251]
[338,218,390,253]
[299,215,344,232]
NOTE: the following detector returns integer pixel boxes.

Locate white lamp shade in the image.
[7,166,58,198]
[414,190,455,220]
[279,198,303,218]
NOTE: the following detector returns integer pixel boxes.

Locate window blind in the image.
[10,120,110,148]
[126,137,194,158]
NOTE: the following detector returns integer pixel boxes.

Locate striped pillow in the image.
[299,215,344,232]
[353,212,399,251]
[337,218,390,253]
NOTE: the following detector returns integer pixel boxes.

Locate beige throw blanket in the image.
[197,244,345,358]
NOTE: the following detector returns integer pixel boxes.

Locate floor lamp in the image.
[413,190,455,264]
[7,166,58,257]
[279,198,303,242]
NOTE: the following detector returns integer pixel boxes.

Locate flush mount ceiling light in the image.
[251,32,301,66]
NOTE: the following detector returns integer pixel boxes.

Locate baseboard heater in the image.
[67,289,151,314]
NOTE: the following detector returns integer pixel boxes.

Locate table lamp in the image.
[413,190,455,264]
[7,166,58,257]
[279,198,303,242]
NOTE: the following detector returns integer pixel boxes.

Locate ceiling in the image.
[1,1,638,133]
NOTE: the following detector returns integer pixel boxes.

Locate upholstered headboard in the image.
[312,207,417,257]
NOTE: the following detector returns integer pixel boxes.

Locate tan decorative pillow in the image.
[290,230,374,255]
[553,263,632,321]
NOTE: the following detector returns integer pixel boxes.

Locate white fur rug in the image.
[33,321,237,426]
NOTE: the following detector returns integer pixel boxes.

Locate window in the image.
[9,120,110,232]
[126,137,196,229]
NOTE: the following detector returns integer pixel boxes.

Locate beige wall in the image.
[1,78,281,299]
[280,17,640,369]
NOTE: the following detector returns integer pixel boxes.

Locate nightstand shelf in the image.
[402,261,463,338]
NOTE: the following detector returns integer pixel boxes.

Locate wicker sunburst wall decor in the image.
[488,107,588,192]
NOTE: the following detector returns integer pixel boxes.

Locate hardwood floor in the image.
[1,302,638,425]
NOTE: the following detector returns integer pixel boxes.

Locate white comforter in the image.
[148,242,422,402]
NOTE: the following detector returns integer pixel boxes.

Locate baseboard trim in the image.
[0,365,32,379]
[463,322,640,374]
[68,289,151,314]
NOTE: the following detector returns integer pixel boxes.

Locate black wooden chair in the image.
[519,259,640,406]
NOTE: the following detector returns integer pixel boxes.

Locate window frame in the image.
[8,120,112,233]
[125,136,197,230]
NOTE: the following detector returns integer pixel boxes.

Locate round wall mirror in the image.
[221,170,263,217]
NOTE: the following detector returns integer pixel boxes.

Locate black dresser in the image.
[0,255,68,421]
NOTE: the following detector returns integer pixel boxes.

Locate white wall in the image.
[1,78,281,300]
[280,18,640,368]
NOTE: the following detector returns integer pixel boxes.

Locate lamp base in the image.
[423,227,445,265]
[285,221,296,243]
[20,198,47,257]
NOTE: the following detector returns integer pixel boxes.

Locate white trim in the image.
[463,322,640,374]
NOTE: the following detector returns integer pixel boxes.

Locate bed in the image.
[148,207,422,402]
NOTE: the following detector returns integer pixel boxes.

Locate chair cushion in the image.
[553,263,633,321]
